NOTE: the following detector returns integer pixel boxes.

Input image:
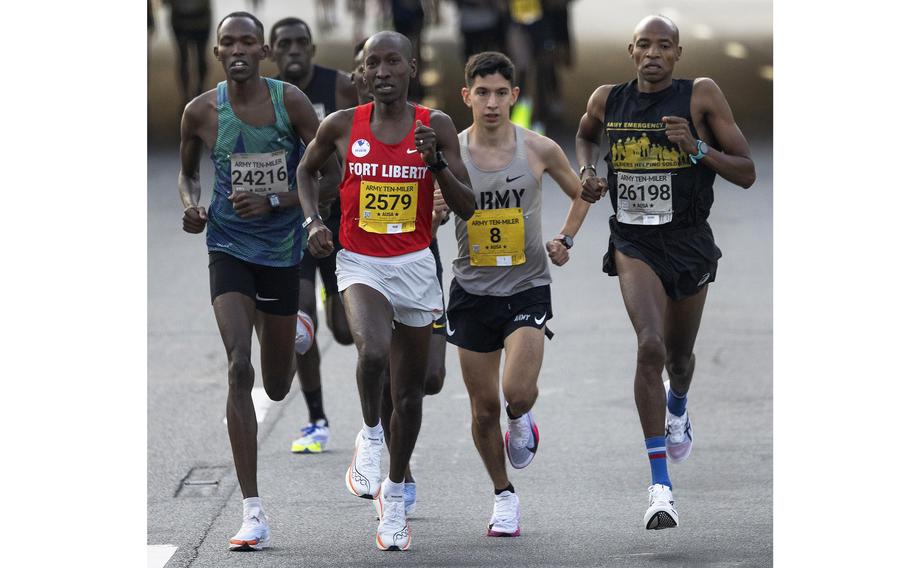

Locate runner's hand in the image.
[182,205,208,233]
[546,239,570,266]
[229,191,271,219]
[414,120,438,165]
[662,116,698,155]
[307,220,334,258]
[580,175,608,203]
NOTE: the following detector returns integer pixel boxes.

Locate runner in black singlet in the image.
[575,15,756,531]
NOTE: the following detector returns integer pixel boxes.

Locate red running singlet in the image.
[338,103,435,257]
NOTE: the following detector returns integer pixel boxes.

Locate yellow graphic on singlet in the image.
[467,208,526,267]
[606,124,691,170]
[358,180,418,234]
[510,0,542,24]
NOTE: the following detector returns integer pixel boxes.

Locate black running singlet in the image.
[302,64,338,121]
[603,79,716,231]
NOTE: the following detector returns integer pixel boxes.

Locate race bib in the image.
[466,208,526,267]
[616,171,673,225]
[230,150,290,195]
[358,180,418,234]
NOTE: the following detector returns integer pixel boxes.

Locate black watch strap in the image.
[427,151,448,173]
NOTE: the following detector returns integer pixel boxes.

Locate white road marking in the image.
[223,387,274,425]
[148,545,177,568]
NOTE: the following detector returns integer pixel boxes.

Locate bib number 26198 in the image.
[616,171,673,226]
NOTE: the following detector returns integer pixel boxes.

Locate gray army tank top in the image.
[453,126,551,296]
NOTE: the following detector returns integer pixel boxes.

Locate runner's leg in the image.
[213,292,258,498]
[424,333,447,395]
[343,284,394,427]
[459,348,510,490]
[254,310,296,402]
[387,322,431,482]
[663,286,708,396]
[501,326,545,416]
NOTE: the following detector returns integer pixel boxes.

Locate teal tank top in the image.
[206,78,305,267]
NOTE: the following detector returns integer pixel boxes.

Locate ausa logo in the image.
[351,138,371,158]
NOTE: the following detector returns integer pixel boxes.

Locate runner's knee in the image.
[637,333,666,369]
[393,387,423,418]
[357,346,389,379]
[503,385,538,415]
[471,398,501,428]
[227,357,254,392]
[262,373,293,401]
[424,368,445,396]
[665,351,694,378]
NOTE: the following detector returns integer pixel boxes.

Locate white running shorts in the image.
[336,248,444,327]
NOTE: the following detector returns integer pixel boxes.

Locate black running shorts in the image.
[209,251,300,315]
[603,218,722,301]
[300,200,342,295]
[446,281,553,353]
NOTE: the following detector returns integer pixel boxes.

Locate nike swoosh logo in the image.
[506,175,524,183]
[255,293,278,302]
[432,322,445,329]
[533,313,546,325]
[406,148,418,154]
[446,320,456,336]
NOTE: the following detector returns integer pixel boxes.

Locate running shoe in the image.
[346,431,383,499]
[504,411,540,469]
[643,484,679,530]
[665,410,693,463]
[404,481,416,516]
[291,419,330,454]
[229,510,270,551]
[374,482,416,519]
[487,490,521,537]
[376,479,411,551]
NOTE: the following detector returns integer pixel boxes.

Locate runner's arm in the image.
[297,111,348,256]
[178,99,208,233]
[541,137,591,240]
[286,85,343,209]
[692,78,756,188]
[575,85,612,203]
[426,111,475,221]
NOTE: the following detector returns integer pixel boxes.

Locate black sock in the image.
[303,387,327,424]
[505,404,521,420]
[495,483,515,495]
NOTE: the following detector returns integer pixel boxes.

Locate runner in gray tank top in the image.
[443,52,591,537]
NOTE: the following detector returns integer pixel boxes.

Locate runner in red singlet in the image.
[296,31,475,551]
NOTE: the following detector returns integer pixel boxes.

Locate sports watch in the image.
[556,234,574,249]
[427,151,448,173]
[302,214,322,230]
[578,164,596,179]
[267,193,280,212]
[689,140,709,164]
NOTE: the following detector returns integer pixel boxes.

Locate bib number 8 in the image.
[490,228,501,243]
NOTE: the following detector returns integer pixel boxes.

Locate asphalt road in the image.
[147,142,772,568]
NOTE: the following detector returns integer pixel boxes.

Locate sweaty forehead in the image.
[365,35,411,59]
[633,19,678,43]
[220,17,261,40]
[275,24,311,42]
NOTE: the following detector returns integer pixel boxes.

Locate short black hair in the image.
[217,11,265,42]
[464,51,515,87]
[269,17,313,46]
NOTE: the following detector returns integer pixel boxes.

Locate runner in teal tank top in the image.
[176,11,339,553]
[207,77,305,266]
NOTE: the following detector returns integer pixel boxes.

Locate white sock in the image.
[243,497,263,517]
[363,420,383,441]
[384,478,404,497]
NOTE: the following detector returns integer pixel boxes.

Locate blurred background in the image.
[147,0,771,147]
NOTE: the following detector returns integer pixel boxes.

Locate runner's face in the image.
[363,42,415,103]
[351,51,373,103]
[629,23,680,84]
[215,17,267,83]
[271,24,315,82]
[462,73,518,130]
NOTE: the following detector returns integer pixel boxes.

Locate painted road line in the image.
[148,544,177,568]
[223,387,274,425]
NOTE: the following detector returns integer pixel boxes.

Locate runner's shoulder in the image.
[182,89,218,128]
[320,107,357,137]
[691,77,726,112]
[520,126,562,161]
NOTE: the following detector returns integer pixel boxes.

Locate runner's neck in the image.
[470,121,516,151]
[227,76,268,104]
